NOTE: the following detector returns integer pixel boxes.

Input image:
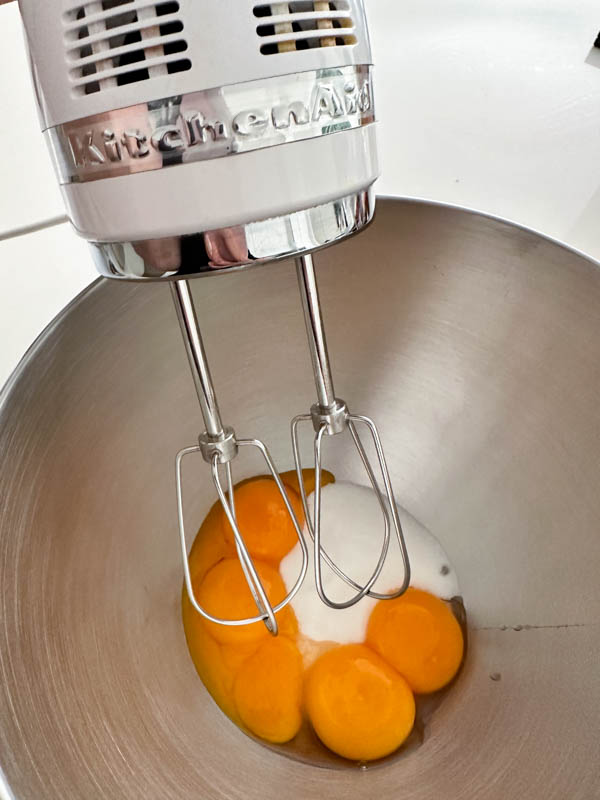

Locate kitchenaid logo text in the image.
[65,77,373,170]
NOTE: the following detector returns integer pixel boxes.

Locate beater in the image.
[18,0,410,631]
[292,253,411,608]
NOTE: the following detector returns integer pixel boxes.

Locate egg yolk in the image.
[366,587,464,694]
[305,644,416,762]
[187,499,235,585]
[233,636,303,743]
[221,477,304,564]
[195,557,297,646]
[280,468,335,500]
[182,592,258,723]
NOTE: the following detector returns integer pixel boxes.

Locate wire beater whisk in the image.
[291,254,411,609]
[171,279,308,635]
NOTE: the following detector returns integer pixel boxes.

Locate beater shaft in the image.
[171,280,225,439]
[296,255,336,410]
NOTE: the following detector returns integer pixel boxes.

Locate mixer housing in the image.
[20,0,378,279]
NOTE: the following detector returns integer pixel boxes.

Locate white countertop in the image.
[2,0,600,390]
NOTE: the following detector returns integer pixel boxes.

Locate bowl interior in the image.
[1,200,599,799]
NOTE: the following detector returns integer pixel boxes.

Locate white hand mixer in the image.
[19,0,410,633]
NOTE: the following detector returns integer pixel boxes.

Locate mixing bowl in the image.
[1,200,599,799]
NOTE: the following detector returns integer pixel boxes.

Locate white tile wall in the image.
[0,224,96,388]
[0,3,65,237]
[369,0,600,255]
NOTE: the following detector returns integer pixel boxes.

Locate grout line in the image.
[0,215,69,244]
[474,622,591,632]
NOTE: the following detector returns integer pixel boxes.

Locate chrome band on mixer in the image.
[46,65,374,185]
[90,188,374,281]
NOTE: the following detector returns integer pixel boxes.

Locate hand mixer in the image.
[19,0,410,633]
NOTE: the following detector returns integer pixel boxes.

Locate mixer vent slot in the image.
[64,0,191,96]
[254,1,357,54]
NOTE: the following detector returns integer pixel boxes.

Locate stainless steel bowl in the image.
[1,200,599,799]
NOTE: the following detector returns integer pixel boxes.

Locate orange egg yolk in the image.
[195,557,297,646]
[366,587,464,694]
[280,468,335,500]
[221,477,304,564]
[182,592,258,723]
[187,500,235,586]
[305,644,416,761]
[233,636,303,743]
